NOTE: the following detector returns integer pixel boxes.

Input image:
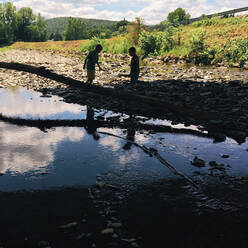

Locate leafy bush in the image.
[226,39,248,66]
[164,24,175,51]
[191,16,248,27]
[191,17,221,27]
[140,23,175,57]
[189,28,206,56]
[140,31,165,56]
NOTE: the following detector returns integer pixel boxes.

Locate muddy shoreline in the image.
[1,179,248,248]
[1,49,248,247]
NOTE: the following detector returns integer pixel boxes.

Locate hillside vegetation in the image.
[46,17,118,36]
[167,16,248,66]
[6,16,248,67]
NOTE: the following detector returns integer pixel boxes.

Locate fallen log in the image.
[0,61,217,120]
[0,113,212,139]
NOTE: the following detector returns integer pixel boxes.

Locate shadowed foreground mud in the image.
[1,179,248,248]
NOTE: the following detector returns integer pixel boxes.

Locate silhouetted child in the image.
[129,47,140,84]
[83,44,103,83]
[123,115,136,150]
[85,106,100,140]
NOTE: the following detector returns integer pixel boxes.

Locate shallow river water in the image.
[0,86,247,193]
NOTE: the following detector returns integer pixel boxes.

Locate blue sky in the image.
[3,0,248,24]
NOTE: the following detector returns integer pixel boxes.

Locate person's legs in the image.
[87,70,95,83]
[130,72,139,84]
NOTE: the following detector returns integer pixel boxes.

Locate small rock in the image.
[221,154,229,158]
[75,233,85,240]
[131,242,139,248]
[209,161,218,167]
[122,238,136,243]
[101,228,114,234]
[107,185,120,190]
[191,156,205,167]
[59,222,78,229]
[96,181,105,188]
[213,133,226,142]
[112,234,119,239]
[38,240,50,247]
[109,222,122,228]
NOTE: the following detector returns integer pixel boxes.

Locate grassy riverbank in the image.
[1,15,248,67]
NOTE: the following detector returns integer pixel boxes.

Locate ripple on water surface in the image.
[0,87,247,192]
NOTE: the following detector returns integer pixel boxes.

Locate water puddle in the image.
[0,86,248,196]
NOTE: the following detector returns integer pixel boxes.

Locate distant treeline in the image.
[0,2,47,44]
[46,17,122,40]
[0,2,132,44]
[48,17,130,41]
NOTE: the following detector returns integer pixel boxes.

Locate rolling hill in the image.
[46,17,118,35]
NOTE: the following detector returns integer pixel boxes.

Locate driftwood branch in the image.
[0,62,217,120]
[98,131,198,188]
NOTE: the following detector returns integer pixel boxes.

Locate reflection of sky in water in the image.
[0,87,248,192]
[0,123,169,191]
[144,118,206,132]
[0,87,85,120]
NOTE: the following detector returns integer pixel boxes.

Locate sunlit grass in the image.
[0,45,13,53]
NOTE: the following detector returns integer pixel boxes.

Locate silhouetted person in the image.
[123,115,136,150]
[85,106,99,140]
[83,44,103,84]
[129,47,140,84]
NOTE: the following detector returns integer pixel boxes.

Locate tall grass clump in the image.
[226,38,248,67]
[80,37,106,52]
[80,36,133,54]
[105,36,132,54]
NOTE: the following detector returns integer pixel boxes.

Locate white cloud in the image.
[10,0,248,24]
[0,87,83,119]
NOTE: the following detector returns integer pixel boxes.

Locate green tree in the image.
[28,13,47,41]
[115,18,129,34]
[127,17,146,45]
[64,17,87,40]
[49,32,55,40]
[54,31,63,41]
[16,7,35,41]
[0,2,17,44]
[167,8,190,25]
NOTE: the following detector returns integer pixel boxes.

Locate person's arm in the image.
[97,61,102,71]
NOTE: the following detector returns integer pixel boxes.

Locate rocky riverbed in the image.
[1,49,248,143]
[1,49,248,248]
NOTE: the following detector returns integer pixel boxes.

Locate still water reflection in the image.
[0,87,248,192]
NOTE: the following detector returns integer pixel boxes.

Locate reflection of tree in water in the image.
[85,106,100,140]
[123,115,136,150]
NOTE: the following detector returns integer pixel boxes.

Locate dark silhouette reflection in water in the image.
[123,115,136,150]
[85,106,100,140]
